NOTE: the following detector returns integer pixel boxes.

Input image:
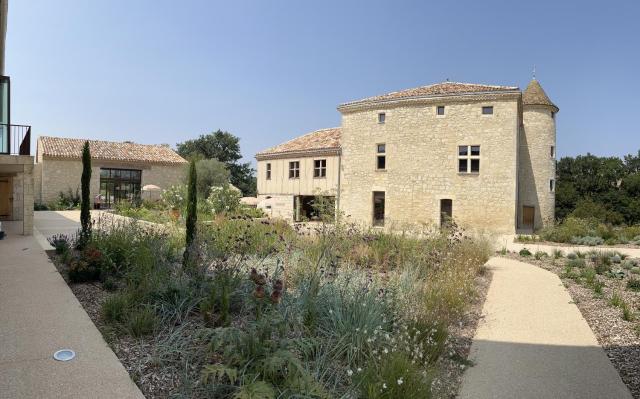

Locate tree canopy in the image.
[177,130,256,196]
[556,150,640,225]
[195,158,230,198]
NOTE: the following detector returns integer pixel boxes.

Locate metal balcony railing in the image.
[0,123,31,155]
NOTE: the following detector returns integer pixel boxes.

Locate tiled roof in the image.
[523,79,558,111]
[39,136,187,164]
[339,81,519,108]
[256,128,341,159]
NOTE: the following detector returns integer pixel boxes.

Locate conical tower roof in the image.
[523,79,558,112]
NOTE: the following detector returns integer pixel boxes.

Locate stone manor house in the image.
[256,79,558,234]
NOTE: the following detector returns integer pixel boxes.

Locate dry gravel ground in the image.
[507,252,640,398]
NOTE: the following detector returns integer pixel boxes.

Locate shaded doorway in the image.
[523,206,535,229]
[440,199,452,227]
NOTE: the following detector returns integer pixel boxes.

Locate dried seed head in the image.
[273,279,284,292]
[270,289,282,304]
[254,285,265,299]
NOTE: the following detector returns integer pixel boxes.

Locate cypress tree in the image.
[184,159,197,265]
[80,141,92,246]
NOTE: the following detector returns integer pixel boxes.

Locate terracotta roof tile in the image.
[256,128,340,158]
[340,81,519,108]
[39,136,187,165]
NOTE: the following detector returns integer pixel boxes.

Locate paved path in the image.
[459,257,632,399]
[0,218,144,398]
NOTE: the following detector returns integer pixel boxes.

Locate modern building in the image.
[0,0,34,235]
[256,80,558,234]
[34,136,187,207]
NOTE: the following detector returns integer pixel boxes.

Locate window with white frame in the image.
[458,145,480,173]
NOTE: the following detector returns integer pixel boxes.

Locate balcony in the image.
[0,123,31,155]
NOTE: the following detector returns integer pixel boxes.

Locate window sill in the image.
[313,176,326,179]
[458,172,480,176]
[375,169,387,172]
[289,177,300,180]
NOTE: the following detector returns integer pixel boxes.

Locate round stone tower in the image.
[519,79,558,230]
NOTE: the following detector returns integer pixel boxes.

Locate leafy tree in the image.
[79,141,92,247]
[556,151,640,225]
[184,160,197,266]
[195,159,230,198]
[177,130,256,196]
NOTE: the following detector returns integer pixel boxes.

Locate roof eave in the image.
[337,90,522,113]
[255,147,341,161]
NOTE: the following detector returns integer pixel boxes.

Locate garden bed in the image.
[47,217,493,398]
[506,250,640,398]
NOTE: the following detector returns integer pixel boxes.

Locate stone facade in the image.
[339,96,520,233]
[256,80,558,233]
[35,137,187,206]
[518,105,556,229]
[0,154,34,235]
[35,157,186,205]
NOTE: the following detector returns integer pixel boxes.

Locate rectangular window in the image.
[314,159,327,178]
[373,191,385,226]
[98,167,142,208]
[266,163,271,180]
[482,106,493,115]
[289,161,300,179]
[436,105,445,116]
[378,112,386,124]
[550,179,555,192]
[458,145,480,173]
[376,144,386,170]
[550,146,555,157]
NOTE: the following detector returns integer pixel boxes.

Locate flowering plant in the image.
[161,184,187,210]
[205,184,241,215]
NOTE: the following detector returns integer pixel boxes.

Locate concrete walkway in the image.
[0,220,144,398]
[459,257,632,399]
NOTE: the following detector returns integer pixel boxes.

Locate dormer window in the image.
[378,112,386,124]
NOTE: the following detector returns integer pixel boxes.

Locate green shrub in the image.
[592,280,604,295]
[610,291,623,307]
[539,217,593,243]
[357,351,431,399]
[534,251,547,260]
[519,248,532,257]
[621,259,635,270]
[570,236,605,246]
[553,249,564,259]
[631,267,640,275]
[126,307,156,337]
[567,252,578,260]
[205,185,242,215]
[621,302,635,322]
[626,277,640,292]
[47,233,72,254]
[611,254,622,264]
[102,293,130,323]
[566,258,586,268]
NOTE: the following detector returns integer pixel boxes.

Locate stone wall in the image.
[37,157,186,205]
[339,95,521,233]
[519,105,556,230]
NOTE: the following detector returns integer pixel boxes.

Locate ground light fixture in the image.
[53,349,76,361]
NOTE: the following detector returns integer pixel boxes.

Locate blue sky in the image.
[6,0,640,164]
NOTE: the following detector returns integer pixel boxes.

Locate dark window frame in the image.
[266,163,272,180]
[436,105,445,116]
[99,167,142,208]
[373,191,385,226]
[482,106,494,115]
[378,112,386,124]
[289,161,300,179]
[314,159,327,178]
[376,143,386,170]
[458,145,481,174]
